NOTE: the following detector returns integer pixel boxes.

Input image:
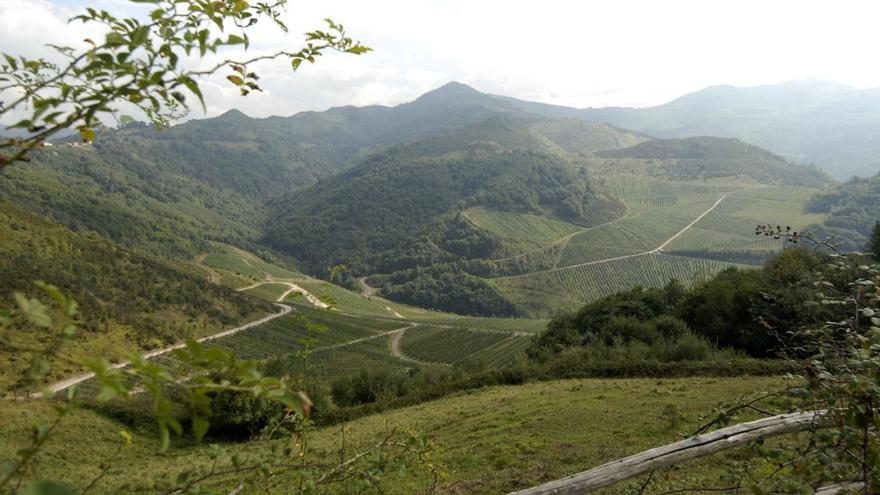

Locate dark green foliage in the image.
[205,388,283,439]
[0,111,352,259]
[529,281,689,359]
[266,118,620,272]
[381,265,519,317]
[804,172,880,251]
[330,370,413,407]
[594,137,830,186]
[677,250,829,356]
[531,248,834,358]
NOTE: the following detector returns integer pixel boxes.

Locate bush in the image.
[330,370,413,407]
[206,388,283,439]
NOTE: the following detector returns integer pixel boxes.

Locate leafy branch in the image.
[0,0,371,166]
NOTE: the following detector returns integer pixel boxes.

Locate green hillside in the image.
[802,172,880,251]
[574,81,880,179]
[0,376,784,493]
[593,136,831,186]
[264,118,629,315]
[0,202,273,390]
[528,118,649,155]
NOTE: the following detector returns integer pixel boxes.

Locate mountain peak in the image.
[415,81,483,103]
[216,108,251,121]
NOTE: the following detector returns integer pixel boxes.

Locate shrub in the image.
[330,370,412,407]
[206,388,283,440]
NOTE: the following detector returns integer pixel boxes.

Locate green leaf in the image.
[178,77,204,111]
[34,281,65,307]
[78,128,96,142]
[130,26,150,46]
[345,45,372,55]
[191,415,210,441]
[226,34,246,45]
[14,293,52,327]
[159,423,170,451]
[96,385,119,402]
[105,32,126,47]
[226,75,243,86]
[291,58,302,71]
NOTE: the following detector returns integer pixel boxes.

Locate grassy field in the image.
[292,279,401,318]
[200,243,301,281]
[401,326,534,367]
[601,174,740,212]
[241,282,290,301]
[464,206,581,249]
[0,375,787,494]
[493,254,746,314]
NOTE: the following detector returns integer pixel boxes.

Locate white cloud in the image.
[3,0,880,124]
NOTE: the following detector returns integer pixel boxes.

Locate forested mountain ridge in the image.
[0,114,346,258]
[261,111,830,316]
[573,81,880,179]
[269,79,880,179]
[591,136,831,186]
[264,117,625,272]
[263,117,631,315]
[0,82,841,317]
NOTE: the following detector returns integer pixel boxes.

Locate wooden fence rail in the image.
[508,410,829,495]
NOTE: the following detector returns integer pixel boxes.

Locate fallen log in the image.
[508,410,826,495]
[814,482,864,495]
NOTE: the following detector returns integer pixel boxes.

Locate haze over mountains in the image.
[194,79,878,179]
[3,78,848,317]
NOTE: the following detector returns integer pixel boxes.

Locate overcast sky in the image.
[2,0,880,122]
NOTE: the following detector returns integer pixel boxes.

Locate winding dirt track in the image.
[388,326,450,366]
[238,280,330,309]
[31,303,293,398]
[499,195,728,278]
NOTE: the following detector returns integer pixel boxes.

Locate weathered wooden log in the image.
[813,482,864,495]
[508,410,825,495]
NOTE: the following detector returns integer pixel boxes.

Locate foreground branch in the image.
[508,410,826,495]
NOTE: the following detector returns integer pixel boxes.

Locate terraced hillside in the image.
[474,175,828,315]
[198,249,543,378]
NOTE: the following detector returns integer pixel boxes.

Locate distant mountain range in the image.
[208,79,880,179]
[410,80,877,180]
[1,79,851,316]
[576,81,880,180]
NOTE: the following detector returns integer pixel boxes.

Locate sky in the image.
[2,0,880,123]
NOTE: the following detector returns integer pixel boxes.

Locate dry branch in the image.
[508,410,825,495]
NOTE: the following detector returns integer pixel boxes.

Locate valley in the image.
[2,64,879,494]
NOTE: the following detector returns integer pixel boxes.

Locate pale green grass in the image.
[0,376,788,494]
[464,207,581,244]
[242,282,290,301]
[293,279,399,318]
